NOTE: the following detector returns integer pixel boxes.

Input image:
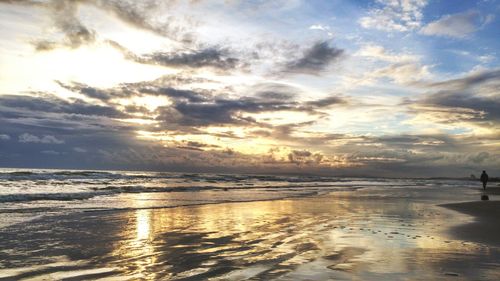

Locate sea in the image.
[0,167,481,229]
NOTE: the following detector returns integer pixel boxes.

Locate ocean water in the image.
[1,168,498,280]
[0,168,480,229]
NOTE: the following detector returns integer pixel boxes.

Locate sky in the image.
[0,0,499,177]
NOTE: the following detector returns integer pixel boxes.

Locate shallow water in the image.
[0,168,484,228]
[0,181,499,280]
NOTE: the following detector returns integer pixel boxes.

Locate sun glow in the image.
[115,95,172,112]
[120,118,158,125]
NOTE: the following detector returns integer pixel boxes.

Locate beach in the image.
[441,187,500,248]
[1,177,499,280]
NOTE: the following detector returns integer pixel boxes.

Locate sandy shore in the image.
[441,199,500,247]
[1,189,500,280]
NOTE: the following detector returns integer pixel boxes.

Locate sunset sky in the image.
[0,0,499,177]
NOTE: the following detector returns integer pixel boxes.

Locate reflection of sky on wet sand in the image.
[93,192,500,280]
[0,191,499,280]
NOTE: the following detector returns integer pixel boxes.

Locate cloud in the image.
[73,147,87,153]
[356,44,418,63]
[305,96,347,107]
[41,150,61,155]
[19,133,64,144]
[309,24,330,31]
[351,44,430,85]
[143,48,239,70]
[288,150,324,165]
[285,41,344,74]
[468,151,490,164]
[420,10,490,38]
[155,92,347,128]
[32,0,96,51]
[359,0,428,32]
[108,40,240,70]
[373,62,430,84]
[94,0,196,43]
[426,68,500,90]
[60,79,347,130]
[0,134,11,141]
[415,91,500,122]
[176,140,220,151]
[406,68,500,128]
[3,0,196,51]
[0,94,130,118]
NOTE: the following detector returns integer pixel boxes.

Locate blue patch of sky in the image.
[415,1,499,75]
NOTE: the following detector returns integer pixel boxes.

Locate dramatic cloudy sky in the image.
[0,0,499,177]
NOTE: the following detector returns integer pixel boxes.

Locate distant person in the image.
[480,170,489,190]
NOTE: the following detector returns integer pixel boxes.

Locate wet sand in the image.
[1,189,499,280]
[441,199,500,247]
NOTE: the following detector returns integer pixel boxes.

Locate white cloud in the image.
[18,133,65,144]
[359,0,428,32]
[420,10,489,38]
[373,62,431,84]
[356,44,418,63]
[478,54,495,64]
[73,147,87,153]
[482,14,495,27]
[0,134,10,140]
[309,24,333,37]
[41,150,60,155]
[351,44,428,85]
[309,24,330,31]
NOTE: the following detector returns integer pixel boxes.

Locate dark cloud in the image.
[407,69,500,126]
[94,0,196,43]
[285,41,344,74]
[0,94,128,119]
[107,40,240,70]
[143,48,239,70]
[32,40,58,51]
[56,81,115,101]
[154,87,209,103]
[427,69,500,90]
[176,140,220,151]
[61,79,347,130]
[288,150,324,165]
[305,96,347,107]
[252,82,301,101]
[468,151,490,164]
[414,91,500,123]
[155,94,338,128]
[256,91,296,101]
[31,0,96,51]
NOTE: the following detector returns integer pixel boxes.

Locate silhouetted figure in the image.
[480,170,489,190]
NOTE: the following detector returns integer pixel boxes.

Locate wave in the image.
[0,184,359,203]
[0,169,353,183]
[0,191,113,203]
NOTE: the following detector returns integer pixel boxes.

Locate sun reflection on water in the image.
[136,209,151,241]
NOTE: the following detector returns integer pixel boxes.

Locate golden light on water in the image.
[135,209,152,241]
